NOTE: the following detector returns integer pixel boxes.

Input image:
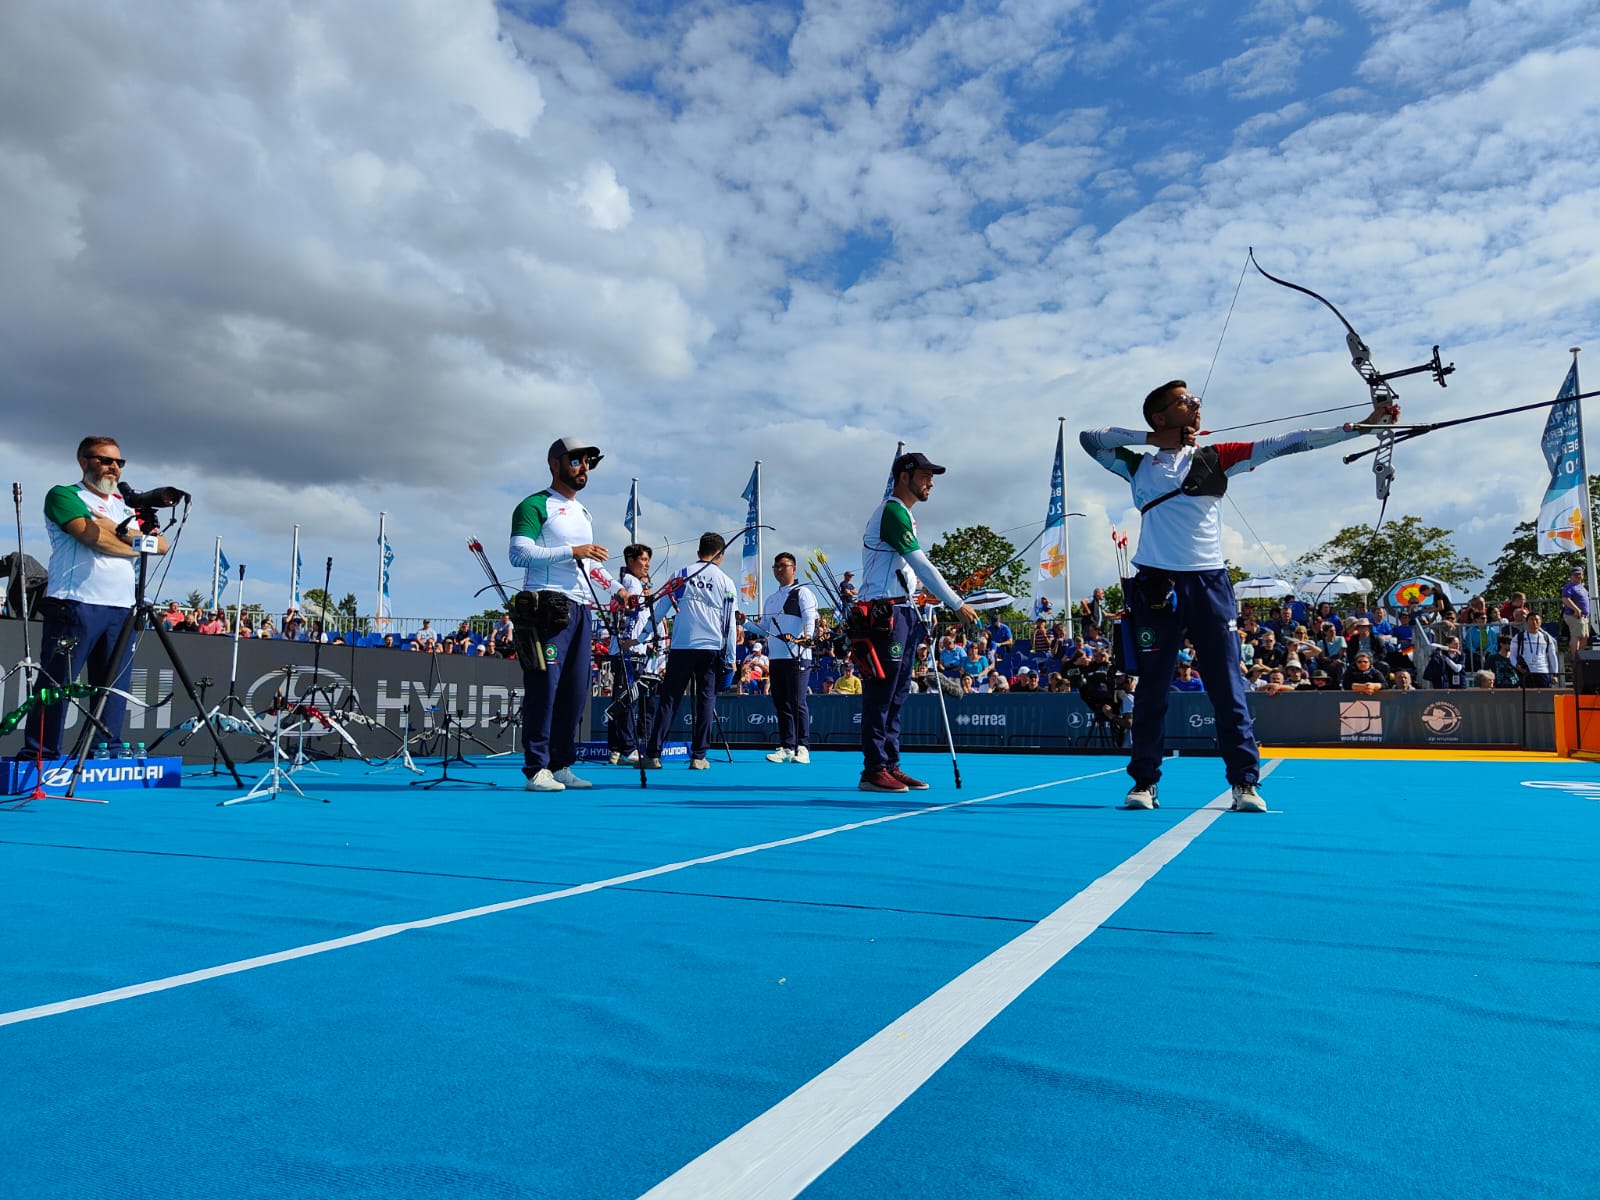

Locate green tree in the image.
[184,589,205,610]
[926,525,1031,616]
[1288,515,1480,598]
[1483,474,1600,603]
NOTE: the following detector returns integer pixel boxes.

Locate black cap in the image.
[548,436,603,464]
[893,451,946,476]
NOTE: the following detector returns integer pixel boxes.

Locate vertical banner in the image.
[1537,360,1586,554]
[1038,420,1068,589]
[740,462,762,611]
[625,478,640,544]
[376,513,394,629]
[883,440,905,499]
[210,538,224,611]
[290,525,302,612]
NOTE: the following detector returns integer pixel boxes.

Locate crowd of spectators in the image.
[155,604,518,657]
[153,577,1588,702]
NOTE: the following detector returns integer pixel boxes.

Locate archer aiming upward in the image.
[1081,381,1396,813]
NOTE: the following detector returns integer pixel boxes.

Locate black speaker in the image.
[1574,650,1600,695]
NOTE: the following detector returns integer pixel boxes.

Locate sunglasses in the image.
[85,454,126,468]
[567,454,601,469]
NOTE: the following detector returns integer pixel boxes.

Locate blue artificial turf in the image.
[3,752,1597,1198]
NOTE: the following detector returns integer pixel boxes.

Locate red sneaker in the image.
[859,767,910,793]
[888,765,929,790]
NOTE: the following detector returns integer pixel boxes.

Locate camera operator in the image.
[1079,664,1129,740]
[24,436,169,759]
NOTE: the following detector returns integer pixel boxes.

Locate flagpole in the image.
[211,537,222,612]
[1059,417,1072,639]
[627,478,639,544]
[377,511,387,627]
[754,460,763,614]
[290,524,300,614]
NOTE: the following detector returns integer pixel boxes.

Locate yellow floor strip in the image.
[1259,746,1562,762]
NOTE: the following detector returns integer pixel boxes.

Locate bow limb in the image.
[1248,248,1406,527]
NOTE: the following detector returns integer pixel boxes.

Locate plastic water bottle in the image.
[94,742,109,760]
[120,741,132,760]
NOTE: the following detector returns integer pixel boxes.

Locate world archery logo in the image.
[889,642,903,659]
[544,645,558,663]
[1339,699,1382,741]
[1137,628,1154,648]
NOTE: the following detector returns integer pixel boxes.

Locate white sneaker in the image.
[641,756,662,770]
[553,766,592,789]
[766,748,794,763]
[1230,784,1266,813]
[607,751,622,765]
[792,746,810,764]
[626,750,640,765]
[689,758,710,770]
[1123,782,1159,810]
[526,768,565,792]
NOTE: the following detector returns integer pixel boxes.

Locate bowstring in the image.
[1202,252,1296,589]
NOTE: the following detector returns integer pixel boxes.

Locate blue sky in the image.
[2,0,1598,620]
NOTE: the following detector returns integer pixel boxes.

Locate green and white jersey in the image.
[859,497,963,610]
[509,489,594,603]
[43,482,136,606]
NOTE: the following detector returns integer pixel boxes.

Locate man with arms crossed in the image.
[746,552,819,764]
[857,452,977,793]
[25,436,168,759]
[1082,381,1395,812]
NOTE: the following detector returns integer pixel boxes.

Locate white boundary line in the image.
[0,768,1124,1029]
[639,761,1282,1200]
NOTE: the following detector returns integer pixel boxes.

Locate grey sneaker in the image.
[607,751,622,765]
[1123,782,1159,810]
[553,766,592,789]
[689,758,710,770]
[641,756,662,770]
[765,748,794,763]
[1230,784,1266,813]
[792,746,811,764]
[525,768,565,792]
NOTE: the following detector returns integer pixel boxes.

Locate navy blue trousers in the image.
[646,648,720,760]
[769,658,810,749]
[520,604,592,776]
[24,598,135,758]
[1126,567,1259,788]
[860,606,924,771]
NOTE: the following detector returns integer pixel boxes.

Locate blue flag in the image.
[292,549,302,608]
[625,480,641,542]
[219,549,231,577]
[739,464,761,609]
[377,535,395,624]
[1537,361,1587,554]
[1037,425,1068,583]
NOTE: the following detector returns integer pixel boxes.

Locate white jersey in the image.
[748,583,819,662]
[654,561,738,654]
[43,482,137,607]
[859,496,963,609]
[509,488,619,605]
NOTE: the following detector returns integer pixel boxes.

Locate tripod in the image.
[172,564,270,774]
[63,515,243,797]
[222,713,329,806]
[410,709,497,789]
[367,700,424,775]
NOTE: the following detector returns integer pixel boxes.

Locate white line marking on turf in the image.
[0,768,1124,1029]
[639,760,1282,1200]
